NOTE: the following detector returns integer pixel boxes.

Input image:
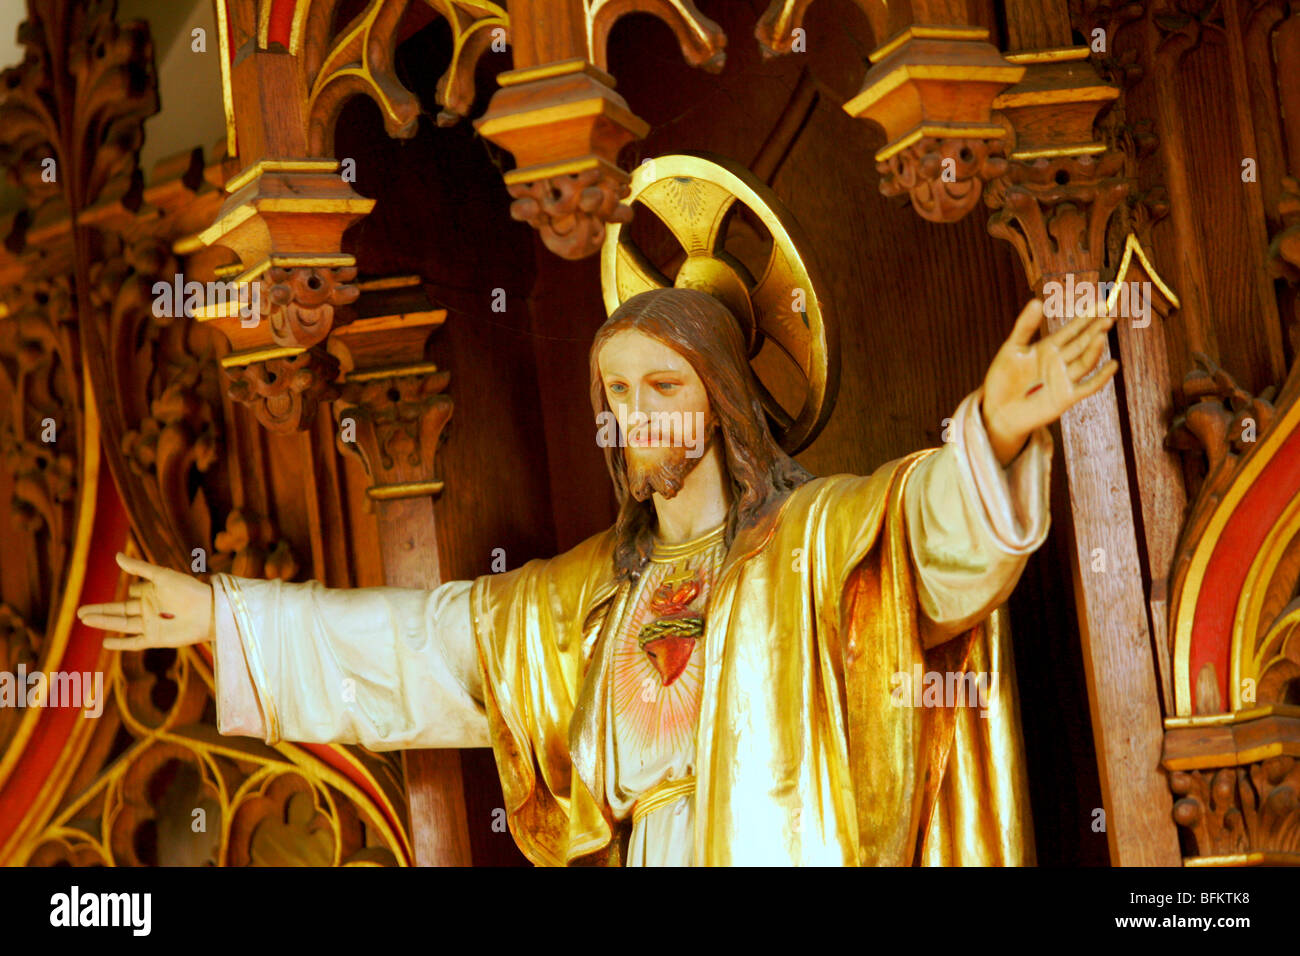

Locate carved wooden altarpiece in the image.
[1,0,1298,868]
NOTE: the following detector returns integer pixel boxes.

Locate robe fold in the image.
[210,388,1049,866]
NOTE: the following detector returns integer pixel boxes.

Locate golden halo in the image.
[600,152,839,454]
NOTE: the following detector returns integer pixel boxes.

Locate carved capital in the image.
[984,150,1132,289]
[1166,749,1300,864]
[1170,758,1300,860]
[223,347,340,434]
[336,368,453,499]
[877,136,1008,223]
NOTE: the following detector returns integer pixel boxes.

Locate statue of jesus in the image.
[78,284,1114,867]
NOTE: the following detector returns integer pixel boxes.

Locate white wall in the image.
[0,0,24,71]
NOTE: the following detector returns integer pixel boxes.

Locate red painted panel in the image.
[0,459,129,852]
[1190,427,1300,709]
[268,0,297,48]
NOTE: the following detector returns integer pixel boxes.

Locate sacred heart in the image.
[640,629,699,686]
[638,573,705,686]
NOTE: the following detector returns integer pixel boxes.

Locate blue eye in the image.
[608,383,627,394]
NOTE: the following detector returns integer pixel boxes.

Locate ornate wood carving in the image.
[1169,355,1278,506]
[329,280,451,497]
[266,264,361,349]
[506,163,636,261]
[224,346,341,433]
[984,152,1132,290]
[876,136,1008,223]
[1166,353,1300,715]
[0,272,79,623]
[844,27,1022,224]
[1270,175,1300,292]
[0,0,419,869]
[474,0,732,259]
[195,161,370,432]
[754,0,816,58]
[336,370,453,499]
[211,508,299,579]
[306,0,425,154]
[475,60,648,260]
[585,0,726,74]
[1169,755,1300,863]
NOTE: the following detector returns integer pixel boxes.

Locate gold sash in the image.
[632,776,696,824]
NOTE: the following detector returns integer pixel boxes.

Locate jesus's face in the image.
[597,329,714,501]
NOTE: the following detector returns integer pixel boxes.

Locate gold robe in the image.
[212,389,1048,866]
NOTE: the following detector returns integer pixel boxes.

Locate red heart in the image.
[642,635,696,686]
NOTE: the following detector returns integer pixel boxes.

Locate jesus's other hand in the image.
[980,297,1118,467]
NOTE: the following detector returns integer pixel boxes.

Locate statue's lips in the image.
[626,434,675,447]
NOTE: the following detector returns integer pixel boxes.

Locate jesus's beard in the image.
[625,429,715,502]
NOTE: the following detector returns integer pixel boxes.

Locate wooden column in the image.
[981,5,1184,861]
[985,152,1181,864]
[330,286,471,866]
[375,499,471,867]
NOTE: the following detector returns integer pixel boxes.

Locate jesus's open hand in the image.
[76,553,214,651]
[980,297,1118,466]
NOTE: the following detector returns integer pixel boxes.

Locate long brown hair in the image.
[589,287,814,581]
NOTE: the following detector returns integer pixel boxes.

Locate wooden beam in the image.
[373,494,472,867]
[1043,275,1182,865]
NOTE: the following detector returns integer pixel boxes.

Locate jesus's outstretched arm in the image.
[78,557,489,750]
[209,575,489,749]
[904,298,1115,645]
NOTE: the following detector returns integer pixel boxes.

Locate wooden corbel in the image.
[190,159,371,432]
[330,279,453,508]
[475,0,725,259]
[845,26,1024,223]
[475,60,648,260]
